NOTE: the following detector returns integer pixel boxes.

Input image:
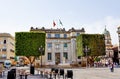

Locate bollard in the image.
[11,69,16,79]
[60,69,64,79]
[65,70,73,79]
[49,72,53,79]
[30,65,34,75]
[20,75,23,79]
[7,71,15,79]
[25,74,28,79]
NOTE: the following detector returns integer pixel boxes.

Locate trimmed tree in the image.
[76,34,105,66]
[77,34,105,57]
[15,32,45,65]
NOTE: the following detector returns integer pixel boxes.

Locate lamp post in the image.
[39,45,44,67]
[84,46,90,68]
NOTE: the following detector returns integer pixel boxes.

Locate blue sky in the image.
[0,0,120,45]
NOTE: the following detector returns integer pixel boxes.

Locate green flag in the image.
[59,19,63,26]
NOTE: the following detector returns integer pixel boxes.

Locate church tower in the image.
[103,26,113,58]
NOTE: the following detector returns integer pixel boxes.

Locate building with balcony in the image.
[30,27,85,65]
[0,33,15,63]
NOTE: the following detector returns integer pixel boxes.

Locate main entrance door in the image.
[55,53,60,65]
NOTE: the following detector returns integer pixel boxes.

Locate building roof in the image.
[0,33,15,40]
[103,27,110,35]
[30,27,85,33]
[0,33,11,36]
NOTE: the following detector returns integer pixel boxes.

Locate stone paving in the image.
[73,68,120,79]
[1,67,120,79]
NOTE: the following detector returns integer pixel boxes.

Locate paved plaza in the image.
[1,67,120,79]
[73,68,120,79]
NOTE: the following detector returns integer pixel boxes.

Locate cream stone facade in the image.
[30,27,85,65]
[103,27,113,58]
[0,33,15,62]
[117,26,120,63]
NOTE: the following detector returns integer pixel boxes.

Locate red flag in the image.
[53,20,56,27]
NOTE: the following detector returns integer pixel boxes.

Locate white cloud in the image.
[85,16,120,45]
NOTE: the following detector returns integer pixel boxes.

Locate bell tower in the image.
[103,26,113,58]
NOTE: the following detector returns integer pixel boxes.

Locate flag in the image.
[53,20,56,27]
[59,19,63,26]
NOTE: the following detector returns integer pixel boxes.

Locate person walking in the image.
[110,63,114,72]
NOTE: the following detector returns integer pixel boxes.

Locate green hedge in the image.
[76,34,105,57]
[15,32,45,57]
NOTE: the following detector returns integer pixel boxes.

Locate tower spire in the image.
[105,25,107,30]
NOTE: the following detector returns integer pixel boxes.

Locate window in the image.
[48,53,52,60]
[48,34,51,38]
[1,54,6,59]
[64,43,67,47]
[2,48,6,52]
[55,34,60,38]
[10,49,14,53]
[4,40,6,44]
[55,44,60,49]
[64,34,67,38]
[47,43,52,48]
[63,52,68,59]
[2,46,6,52]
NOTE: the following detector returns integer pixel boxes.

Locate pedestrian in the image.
[110,63,114,72]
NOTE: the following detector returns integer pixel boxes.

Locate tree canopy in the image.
[15,32,45,57]
[76,34,105,57]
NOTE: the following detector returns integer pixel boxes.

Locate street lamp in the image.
[84,46,90,68]
[39,45,44,67]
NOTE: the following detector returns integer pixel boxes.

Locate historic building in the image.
[103,27,113,59]
[117,26,120,63]
[30,27,85,65]
[117,26,120,52]
[112,46,119,64]
[0,33,15,63]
